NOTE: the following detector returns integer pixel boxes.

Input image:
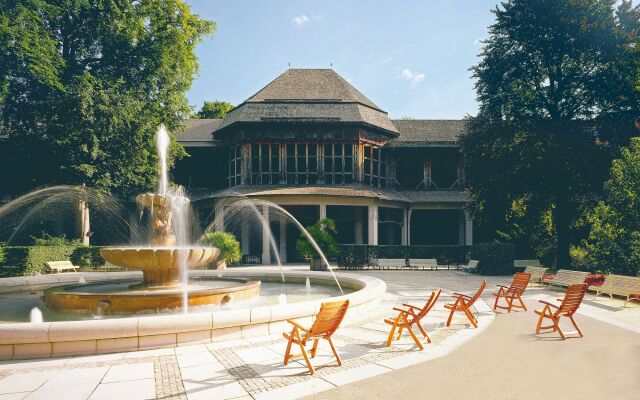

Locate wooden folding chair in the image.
[535,283,587,340]
[492,272,531,312]
[384,289,442,350]
[282,299,349,374]
[445,280,486,328]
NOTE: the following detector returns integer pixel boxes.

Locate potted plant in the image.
[296,218,339,271]
[200,231,242,269]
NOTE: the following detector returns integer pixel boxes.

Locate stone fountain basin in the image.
[0,270,386,360]
[100,247,219,271]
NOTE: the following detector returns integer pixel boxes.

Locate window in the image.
[227,145,242,187]
[285,143,319,184]
[323,143,354,184]
[363,145,386,187]
[249,143,281,184]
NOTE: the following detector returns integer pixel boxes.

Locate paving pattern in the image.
[0,269,637,400]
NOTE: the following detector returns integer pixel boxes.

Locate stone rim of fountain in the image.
[0,270,386,360]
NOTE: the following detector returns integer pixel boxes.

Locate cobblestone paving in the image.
[155,355,187,400]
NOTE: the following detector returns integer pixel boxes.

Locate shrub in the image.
[200,231,242,266]
[70,246,105,269]
[336,244,471,269]
[470,242,515,275]
[30,233,79,246]
[0,245,106,276]
[296,219,339,260]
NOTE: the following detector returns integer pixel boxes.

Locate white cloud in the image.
[292,14,310,26]
[399,68,425,84]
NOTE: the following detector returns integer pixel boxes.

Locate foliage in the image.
[201,231,242,266]
[30,233,78,246]
[336,244,471,270]
[194,101,233,119]
[463,0,640,267]
[582,137,640,276]
[469,242,516,275]
[0,0,216,198]
[0,245,105,276]
[296,219,339,260]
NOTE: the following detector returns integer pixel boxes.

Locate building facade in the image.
[175,69,471,263]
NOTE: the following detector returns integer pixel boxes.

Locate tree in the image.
[296,218,339,261]
[194,101,233,119]
[0,0,216,198]
[463,0,640,266]
[582,137,640,275]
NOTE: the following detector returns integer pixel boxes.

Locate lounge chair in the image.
[534,283,587,340]
[523,266,548,283]
[384,289,442,350]
[590,274,640,307]
[460,259,479,273]
[492,272,531,312]
[542,269,589,288]
[445,280,487,328]
[408,258,438,270]
[282,299,349,374]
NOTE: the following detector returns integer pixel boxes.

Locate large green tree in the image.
[0,0,215,198]
[463,0,640,266]
[583,137,640,275]
[194,100,233,119]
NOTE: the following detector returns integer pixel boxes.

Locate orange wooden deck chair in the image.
[492,272,531,312]
[535,283,587,340]
[445,280,486,328]
[282,299,349,374]
[384,289,442,350]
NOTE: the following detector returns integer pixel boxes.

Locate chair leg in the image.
[386,315,401,347]
[515,292,527,311]
[405,324,424,350]
[535,306,549,334]
[283,329,295,365]
[327,337,342,366]
[294,329,314,374]
[569,315,583,337]
[446,298,461,327]
[493,287,503,310]
[310,338,319,358]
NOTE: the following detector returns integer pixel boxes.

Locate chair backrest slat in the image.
[557,283,587,316]
[410,289,442,323]
[509,272,531,293]
[309,300,349,337]
[467,280,487,306]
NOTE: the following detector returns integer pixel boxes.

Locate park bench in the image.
[590,274,640,307]
[408,258,438,270]
[514,259,541,269]
[460,259,479,273]
[375,258,407,270]
[523,266,549,283]
[46,260,78,273]
[542,269,589,288]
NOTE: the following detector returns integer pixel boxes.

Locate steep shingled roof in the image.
[216,69,398,135]
[177,119,222,147]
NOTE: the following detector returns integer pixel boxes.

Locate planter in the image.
[309,259,327,271]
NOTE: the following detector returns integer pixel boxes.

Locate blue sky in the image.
[185,1,501,119]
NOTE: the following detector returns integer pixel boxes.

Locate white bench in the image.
[46,261,78,273]
[523,266,549,283]
[542,269,589,288]
[375,258,407,270]
[514,259,541,269]
[590,274,640,307]
[460,259,479,273]
[408,258,438,270]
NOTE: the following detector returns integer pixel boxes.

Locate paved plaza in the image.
[0,269,638,400]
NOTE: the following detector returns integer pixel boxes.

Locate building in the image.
[174,69,471,263]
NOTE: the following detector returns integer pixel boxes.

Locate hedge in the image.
[0,246,105,277]
[337,242,516,275]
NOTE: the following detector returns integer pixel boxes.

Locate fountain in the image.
[43,125,262,313]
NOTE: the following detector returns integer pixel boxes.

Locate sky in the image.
[184,1,502,119]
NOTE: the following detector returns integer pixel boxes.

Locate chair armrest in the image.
[402,304,422,310]
[496,285,509,289]
[538,300,559,308]
[287,319,310,332]
[452,292,472,299]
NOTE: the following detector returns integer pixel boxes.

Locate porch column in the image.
[319,204,327,220]
[354,208,363,244]
[401,208,408,245]
[407,209,413,245]
[464,209,473,245]
[261,205,271,264]
[241,220,250,254]
[458,210,465,245]
[368,205,378,245]
[214,204,224,231]
[279,215,287,263]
